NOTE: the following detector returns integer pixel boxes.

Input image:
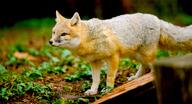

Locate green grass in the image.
[0,42,101,103]
[0,64,55,102]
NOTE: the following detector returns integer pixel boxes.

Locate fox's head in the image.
[49,11,85,49]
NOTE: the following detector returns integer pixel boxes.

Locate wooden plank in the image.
[92,72,154,104]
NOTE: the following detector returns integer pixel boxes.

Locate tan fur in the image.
[50,11,192,95]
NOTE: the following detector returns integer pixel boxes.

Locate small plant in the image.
[5,53,17,65]
[100,86,113,96]
[30,83,53,100]
[29,68,43,80]
[0,64,7,74]
[53,98,65,104]
[65,63,92,82]
[11,44,27,52]
[0,72,30,101]
[80,80,91,92]
[65,98,90,104]
[63,85,73,92]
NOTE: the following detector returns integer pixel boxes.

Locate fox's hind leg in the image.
[128,45,157,80]
[128,64,152,80]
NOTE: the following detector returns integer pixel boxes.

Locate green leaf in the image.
[18,85,23,93]
[0,64,7,74]
[26,82,33,91]
[29,69,42,80]
[1,88,7,97]
[61,49,71,58]
[5,56,17,65]
[39,62,51,70]
[0,88,9,100]
[29,48,40,56]
[11,44,27,52]
[80,80,91,91]
[51,57,60,63]
[53,98,65,104]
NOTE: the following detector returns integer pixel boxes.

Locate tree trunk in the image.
[153,54,192,104]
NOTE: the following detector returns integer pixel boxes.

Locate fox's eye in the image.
[61,33,67,36]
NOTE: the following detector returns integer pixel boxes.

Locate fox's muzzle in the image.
[49,40,53,45]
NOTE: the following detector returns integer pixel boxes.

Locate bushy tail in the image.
[159,20,192,51]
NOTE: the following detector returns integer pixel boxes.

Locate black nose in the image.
[49,40,53,45]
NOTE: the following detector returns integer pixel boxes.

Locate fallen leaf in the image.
[13,51,38,61]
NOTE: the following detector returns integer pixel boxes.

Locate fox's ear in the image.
[56,10,65,22]
[70,12,81,26]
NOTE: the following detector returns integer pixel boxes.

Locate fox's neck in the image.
[73,22,94,56]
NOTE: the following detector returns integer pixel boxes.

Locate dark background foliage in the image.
[0,0,192,27]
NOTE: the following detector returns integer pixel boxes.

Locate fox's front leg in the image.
[106,53,119,90]
[85,61,103,96]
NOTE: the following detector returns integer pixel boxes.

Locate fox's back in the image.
[104,13,161,50]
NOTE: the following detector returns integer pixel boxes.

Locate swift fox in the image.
[49,11,192,95]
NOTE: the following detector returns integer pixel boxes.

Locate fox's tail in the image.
[159,20,192,51]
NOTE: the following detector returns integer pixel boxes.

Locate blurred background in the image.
[0,0,192,103]
[0,0,192,27]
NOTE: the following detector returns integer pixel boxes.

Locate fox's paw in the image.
[128,76,137,81]
[84,89,97,96]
